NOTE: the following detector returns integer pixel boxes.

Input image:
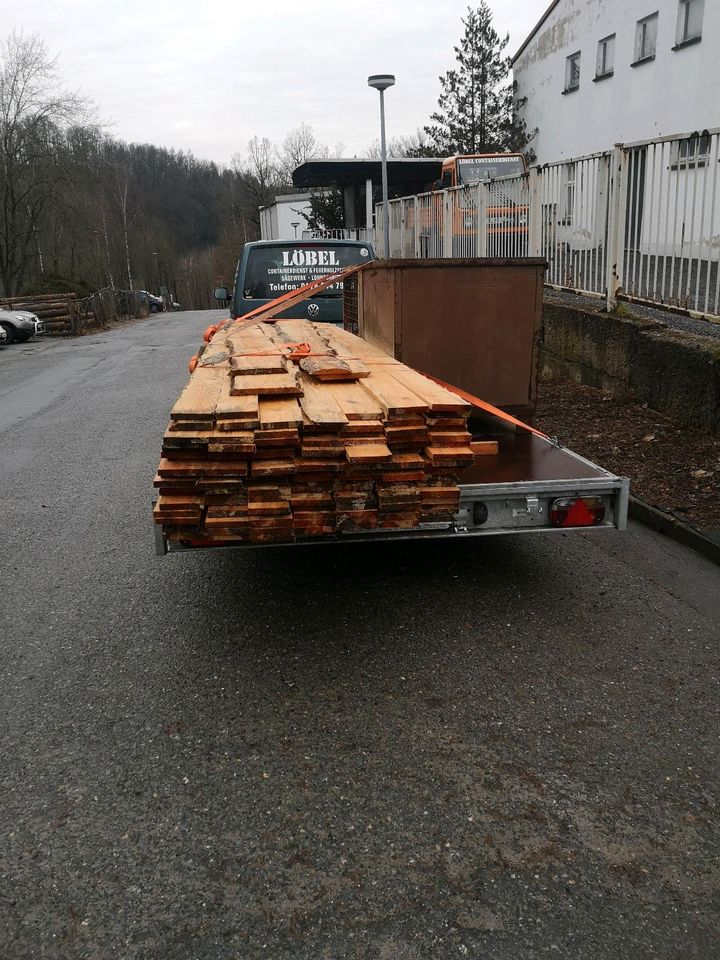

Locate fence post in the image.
[414,197,421,258]
[605,145,626,310]
[475,183,488,257]
[443,190,453,258]
[527,167,542,258]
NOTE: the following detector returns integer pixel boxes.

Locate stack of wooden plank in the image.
[154,319,497,545]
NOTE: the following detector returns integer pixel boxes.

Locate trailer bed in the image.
[155,430,628,554]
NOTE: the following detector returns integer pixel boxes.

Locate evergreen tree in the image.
[425,4,536,159]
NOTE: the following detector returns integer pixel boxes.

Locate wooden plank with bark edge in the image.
[314,324,403,365]
[297,373,349,427]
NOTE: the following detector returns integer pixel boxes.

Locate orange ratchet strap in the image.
[418,371,548,439]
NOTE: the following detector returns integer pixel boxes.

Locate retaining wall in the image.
[540,297,720,435]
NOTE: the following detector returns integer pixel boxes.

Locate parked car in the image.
[0,325,7,346]
[0,309,45,344]
[135,290,165,313]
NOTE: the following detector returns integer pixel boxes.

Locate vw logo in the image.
[307,303,320,317]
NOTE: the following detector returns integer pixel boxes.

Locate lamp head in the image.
[368,74,395,92]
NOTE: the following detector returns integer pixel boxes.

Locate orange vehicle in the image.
[418,153,529,255]
[435,153,527,189]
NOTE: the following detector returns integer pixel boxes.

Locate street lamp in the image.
[368,73,395,259]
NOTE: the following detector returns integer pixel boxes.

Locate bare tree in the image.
[366,129,438,159]
[0,31,85,294]
[276,123,329,185]
[232,136,283,229]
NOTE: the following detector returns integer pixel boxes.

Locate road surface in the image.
[1,312,718,959]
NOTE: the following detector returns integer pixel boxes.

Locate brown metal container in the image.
[344,258,545,421]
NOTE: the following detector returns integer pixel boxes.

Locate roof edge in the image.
[511,0,562,65]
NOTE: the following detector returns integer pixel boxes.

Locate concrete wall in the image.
[540,296,720,433]
[514,0,720,164]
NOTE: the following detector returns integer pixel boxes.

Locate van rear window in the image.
[242,245,372,299]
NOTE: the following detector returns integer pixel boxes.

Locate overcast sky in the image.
[1,0,542,166]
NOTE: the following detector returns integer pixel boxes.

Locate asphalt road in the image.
[1,312,719,960]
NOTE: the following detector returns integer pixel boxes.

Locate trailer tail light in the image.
[549,496,606,528]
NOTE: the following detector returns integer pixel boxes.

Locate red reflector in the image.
[549,496,606,528]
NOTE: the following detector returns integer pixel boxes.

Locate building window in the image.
[670,132,712,168]
[595,34,615,79]
[561,164,575,225]
[633,13,658,64]
[675,0,704,47]
[564,51,581,92]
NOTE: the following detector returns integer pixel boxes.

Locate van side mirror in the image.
[214,286,229,302]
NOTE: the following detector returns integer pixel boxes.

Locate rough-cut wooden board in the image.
[259,398,304,429]
[230,372,301,396]
[340,419,384,437]
[360,370,427,418]
[470,440,499,456]
[251,459,297,477]
[328,382,384,421]
[208,438,257,455]
[230,354,287,374]
[297,373,349,427]
[171,367,226,420]
[425,446,475,464]
[345,442,393,464]
[382,365,471,414]
[214,392,260,423]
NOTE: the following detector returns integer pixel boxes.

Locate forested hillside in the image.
[0,33,308,307]
[0,6,534,310]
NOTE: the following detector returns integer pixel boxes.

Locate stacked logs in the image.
[0,292,80,334]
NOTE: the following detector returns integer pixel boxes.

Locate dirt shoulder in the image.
[536,378,720,533]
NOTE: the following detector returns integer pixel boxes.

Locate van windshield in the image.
[242,244,373,300]
[457,157,525,183]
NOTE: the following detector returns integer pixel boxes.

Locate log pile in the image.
[0,292,79,334]
[153,318,498,546]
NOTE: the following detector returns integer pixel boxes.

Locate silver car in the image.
[0,309,45,344]
[0,325,7,346]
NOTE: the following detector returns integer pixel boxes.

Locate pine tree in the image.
[424,4,536,159]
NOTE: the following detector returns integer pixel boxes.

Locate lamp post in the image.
[368,74,395,259]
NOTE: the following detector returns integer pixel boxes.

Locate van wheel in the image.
[0,322,15,344]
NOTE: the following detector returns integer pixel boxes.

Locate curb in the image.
[628,495,720,567]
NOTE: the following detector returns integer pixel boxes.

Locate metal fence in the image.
[377,127,720,321]
[301,228,374,242]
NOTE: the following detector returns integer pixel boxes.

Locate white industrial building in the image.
[513,0,718,163]
[259,194,315,242]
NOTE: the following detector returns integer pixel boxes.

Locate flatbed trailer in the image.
[154,256,628,555]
